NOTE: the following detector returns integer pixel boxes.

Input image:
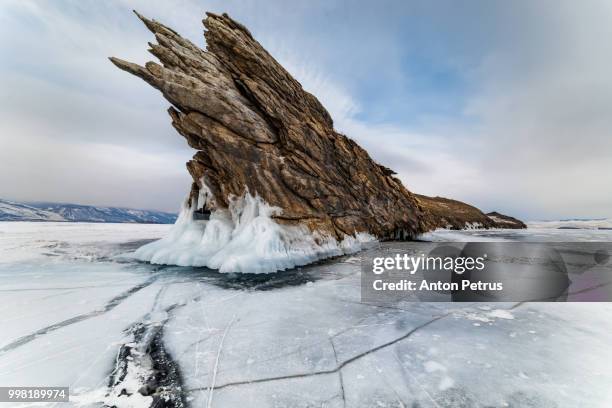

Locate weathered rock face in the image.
[111,11,525,241]
[415,195,526,230]
[111,11,432,240]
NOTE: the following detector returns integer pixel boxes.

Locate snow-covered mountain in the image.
[0,199,177,224]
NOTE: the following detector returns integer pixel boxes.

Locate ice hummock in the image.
[134,192,375,273]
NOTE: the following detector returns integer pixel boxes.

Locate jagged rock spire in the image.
[111,11,433,239]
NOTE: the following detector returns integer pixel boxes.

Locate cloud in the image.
[1,0,610,219]
[462,1,612,219]
[0,0,199,211]
[0,131,191,211]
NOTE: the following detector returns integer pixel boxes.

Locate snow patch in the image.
[488,309,515,320]
[464,222,483,230]
[487,215,514,225]
[423,360,447,373]
[464,313,492,323]
[134,192,375,273]
[438,376,455,391]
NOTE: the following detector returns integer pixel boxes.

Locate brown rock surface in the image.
[111,11,525,240]
[111,11,432,240]
[415,194,526,230]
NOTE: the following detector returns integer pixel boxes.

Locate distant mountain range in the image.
[0,199,177,224]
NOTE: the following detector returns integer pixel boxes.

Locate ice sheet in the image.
[420,226,612,242]
[528,218,612,230]
[0,222,611,407]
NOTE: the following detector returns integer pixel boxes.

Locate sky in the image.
[1,0,611,220]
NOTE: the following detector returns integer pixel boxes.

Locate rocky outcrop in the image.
[486,211,527,229]
[415,195,526,230]
[111,11,432,240]
[111,11,524,241]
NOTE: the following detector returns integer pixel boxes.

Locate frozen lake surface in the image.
[0,222,611,407]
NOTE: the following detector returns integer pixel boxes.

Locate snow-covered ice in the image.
[1,221,612,407]
[419,223,612,242]
[528,218,612,230]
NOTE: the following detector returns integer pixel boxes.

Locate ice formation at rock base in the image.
[135,192,375,273]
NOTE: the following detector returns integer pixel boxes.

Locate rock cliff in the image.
[111,11,524,241]
[111,11,432,240]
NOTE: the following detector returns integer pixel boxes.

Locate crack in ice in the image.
[0,276,158,355]
[186,312,450,393]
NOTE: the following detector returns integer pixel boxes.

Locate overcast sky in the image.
[1,0,611,220]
